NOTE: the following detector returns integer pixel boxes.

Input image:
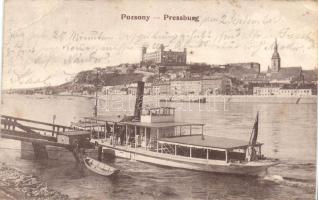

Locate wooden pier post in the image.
[135,126,137,148]
[125,125,128,146]
[113,123,115,146]
[206,149,209,160]
[97,145,103,161]
[145,127,147,150]
[32,143,48,160]
[13,119,16,131]
[104,124,107,139]
[201,125,204,140]
[156,129,159,152]
[190,147,192,158]
[52,126,55,137]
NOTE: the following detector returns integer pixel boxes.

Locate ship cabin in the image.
[122,124,263,163]
[71,115,133,140]
[125,107,263,163]
[140,107,176,123]
[76,106,263,163]
[157,135,263,163]
[57,130,91,147]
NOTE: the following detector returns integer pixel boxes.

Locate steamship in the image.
[71,81,278,176]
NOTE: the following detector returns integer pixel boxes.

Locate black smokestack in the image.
[134,81,145,121]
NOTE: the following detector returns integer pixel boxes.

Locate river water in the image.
[0,94,316,200]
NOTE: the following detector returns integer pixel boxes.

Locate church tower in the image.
[271,39,281,73]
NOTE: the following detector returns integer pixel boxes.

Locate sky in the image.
[2,0,318,89]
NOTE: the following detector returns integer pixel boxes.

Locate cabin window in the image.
[228,149,246,161]
[192,148,207,159]
[176,145,190,157]
[160,143,175,155]
[208,150,226,161]
[228,150,246,161]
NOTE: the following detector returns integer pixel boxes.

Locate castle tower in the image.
[271,39,281,73]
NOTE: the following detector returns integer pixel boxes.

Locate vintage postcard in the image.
[0,0,317,199]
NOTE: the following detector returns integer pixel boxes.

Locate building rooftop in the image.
[152,82,171,86]
[271,51,280,59]
[159,135,262,150]
[270,67,302,82]
[59,130,90,136]
[303,70,318,83]
[171,77,202,82]
[123,121,204,128]
[143,106,176,111]
[244,75,270,83]
[72,121,106,128]
[84,115,134,123]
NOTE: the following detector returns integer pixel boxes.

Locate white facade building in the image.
[253,87,312,97]
[170,79,202,95]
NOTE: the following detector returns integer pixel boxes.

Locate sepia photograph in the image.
[0,0,317,199]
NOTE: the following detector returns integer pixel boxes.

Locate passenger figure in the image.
[106,122,111,138]
[120,126,125,145]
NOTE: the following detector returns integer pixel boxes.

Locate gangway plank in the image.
[1,133,70,148]
[0,115,87,161]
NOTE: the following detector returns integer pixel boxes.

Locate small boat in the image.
[84,157,119,176]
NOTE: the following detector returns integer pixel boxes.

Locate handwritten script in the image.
[3,10,317,88]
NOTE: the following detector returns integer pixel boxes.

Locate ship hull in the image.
[101,144,275,176]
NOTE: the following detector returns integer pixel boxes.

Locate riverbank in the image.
[55,94,318,104]
[0,163,69,200]
[140,94,317,104]
[4,93,317,104]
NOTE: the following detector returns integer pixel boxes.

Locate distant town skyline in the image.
[2,0,318,89]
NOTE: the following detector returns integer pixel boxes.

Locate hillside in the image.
[73,70,145,86]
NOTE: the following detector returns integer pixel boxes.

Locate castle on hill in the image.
[141,44,187,66]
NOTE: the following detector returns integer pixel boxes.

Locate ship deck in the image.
[158,135,262,150]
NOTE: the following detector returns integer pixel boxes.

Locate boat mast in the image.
[248,111,259,161]
[94,68,99,117]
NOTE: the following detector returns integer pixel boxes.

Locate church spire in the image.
[271,38,281,73]
[274,38,278,52]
